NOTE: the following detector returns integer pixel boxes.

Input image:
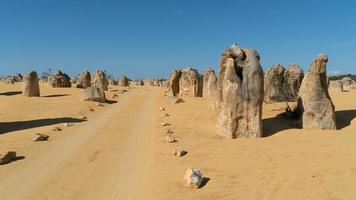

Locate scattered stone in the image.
[166,129,173,134]
[83,87,107,103]
[165,135,176,143]
[93,70,109,91]
[161,122,170,127]
[166,96,185,104]
[89,108,95,112]
[172,148,187,157]
[183,168,204,188]
[0,151,17,165]
[22,71,40,97]
[96,103,104,107]
[51,126,62,132]
[80,116,87,120]
[159,107,165,111]
[33,133,49,142]
[216,43,264,138]
[296,54,336,130]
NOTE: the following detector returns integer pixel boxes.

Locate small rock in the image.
[159,107,165,111]
[89,108,95,112]
[96,103,104,107]
[166,129,174,134]
[51,126,62,132]
[112,93,119,98]
[0,151,17,165]
[80,116,87,120]
[33,133,49,142]
[172,148,187,157]
[161,122,170,127]
[183,168,204,188]
[165,135,176,143]
[163,113,170,117]
[64,123,73,127]
[166,96,185,104]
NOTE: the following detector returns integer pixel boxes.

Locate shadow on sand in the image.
[336,110,356,130]
[0,91,22,96]
[106,100,118,104]
[263,115,300,137]
[42,94,71,98]
[0,117,86,135]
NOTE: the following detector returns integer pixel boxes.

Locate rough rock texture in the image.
[264,64,287,103]
[216,44,264,139]
[33,133,49,141]
[172,148,187,157]
[0,151,16,165]
[93,70,108,91]
[202,68,218,106]
[76,71,91,88]
[341,77,355,90]
[329,80,344,92]
[22,71,40,97]
[83,87,106,103]
[169,70,182,96]
[183,168,203,188]
[296,54,336,130]
[169,68,202,97]
[284,64,304,101]
[48,70,72,88]
[118,75,129,87]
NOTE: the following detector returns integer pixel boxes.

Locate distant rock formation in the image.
[216,44,264,138]
[118,75,129,87]
[329,80,343,92]
[202,68,217,107]
[48,70,71,88]
[22,71,40,97]
[341,77,355,90]
[264,64,287,103]
[284,64,304,101]
[93,70,108,91]
[296,54,336,130]
[76,70,91,88]
[169,67,202,97]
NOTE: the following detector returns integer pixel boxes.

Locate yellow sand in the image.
[0,82,356,200]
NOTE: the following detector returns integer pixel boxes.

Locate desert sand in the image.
[1,82,356,200]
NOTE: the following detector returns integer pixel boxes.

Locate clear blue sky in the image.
[0,0,355,79]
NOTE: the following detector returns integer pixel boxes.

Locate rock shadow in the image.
[336,109,356,130]
[199,177,210,188]
[0,91,22,96]
[105,99,118,104]
[263,114,300,137]
[0,118,86,135]
[42,94,71,98]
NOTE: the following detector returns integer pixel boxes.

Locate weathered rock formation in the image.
[284,64,304,101]
[48,70,71,87]
[296,54,336,130]
[76,71,91,88]
[264,64,304,103]
[0,151,17,165]
[22,71,40,97]
[118,75,129,87]
[264,64,287,103]
[83,87,106,103]
[169,67,202,97]
[341,77,355,90]
[216,44,264,138]
[329,80,343,92]
[93,70,108,91]
[202,68,217,105]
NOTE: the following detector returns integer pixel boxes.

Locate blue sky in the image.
[0,0,355,79]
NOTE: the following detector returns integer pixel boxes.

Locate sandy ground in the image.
[1,82,356,200]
